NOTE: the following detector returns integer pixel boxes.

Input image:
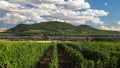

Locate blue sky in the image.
[86,0,120,27]
[0,0,120,31]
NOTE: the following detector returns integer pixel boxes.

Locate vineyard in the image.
[0,41,120,68]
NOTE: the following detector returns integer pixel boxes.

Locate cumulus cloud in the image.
[0,13,27,24]
[104,2,108,6]
[41,0,65,4]
[8,0,65,4]
[0,1,20,12]
[0,0,108,25]
[100,25,110,30]
[65,0,90,10]
[117,21,120,25]
[80,9,108,17]
[100,25,120,31]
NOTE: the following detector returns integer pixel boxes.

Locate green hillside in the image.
[6,21,120,36]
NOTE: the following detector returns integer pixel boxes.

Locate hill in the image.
[5,21,120,36]
[0,28,7,32]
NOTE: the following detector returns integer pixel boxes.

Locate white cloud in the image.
[104,2,108,6]
[0,0,108,26]
[0,13,27,24]
[9,0,65,4]
[117,21,120,25]
[100,25,110,30]
[100,25,120,31]
[50,9,106,24]
[65,0,90,10]
[41,0,65,4]
[80,9,108,17]
[0,1,20,12]
[100,21,120,31]
[90,17,104,24]
[38,3,57,10]
[8,0,41,4]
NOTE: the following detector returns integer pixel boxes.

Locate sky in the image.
[0,0,120,31]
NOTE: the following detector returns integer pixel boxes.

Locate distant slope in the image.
[78,25,119,36]
[0,29,7,32]
[6,21,120,36]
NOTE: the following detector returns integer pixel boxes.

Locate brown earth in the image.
[57,45,77,68]
[36,46,53,68]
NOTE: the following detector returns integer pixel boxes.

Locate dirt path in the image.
[36,46,53,68]
[57,45,77,68]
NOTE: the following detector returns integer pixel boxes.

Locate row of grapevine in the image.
[48,45,58,68]
[0,41,120,68]
[0,41,51,68]
[58,43,96,68]
[64,42,120,68]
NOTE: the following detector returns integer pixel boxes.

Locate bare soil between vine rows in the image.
[36,45,77,68]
